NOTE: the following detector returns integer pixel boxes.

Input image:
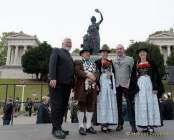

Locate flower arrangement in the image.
[101,59,114,89]
[136,63,151,77]
[101,59,112,70]
[136,63,151,69]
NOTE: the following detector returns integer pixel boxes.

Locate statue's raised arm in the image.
[95,9,103,25]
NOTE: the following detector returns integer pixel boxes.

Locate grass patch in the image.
[0,79,49,115]
[0,79,49,102]
[162,80,174,96]
[0,79,173,115]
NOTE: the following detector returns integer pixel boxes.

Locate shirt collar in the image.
[82,57,90,61]
[117,54,125,60]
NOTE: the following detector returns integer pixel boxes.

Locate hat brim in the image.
[99,50,111,53]
[136,48,149,54]
[79,50,92,56]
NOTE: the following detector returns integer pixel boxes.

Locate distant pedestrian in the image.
[36,96,51,124]
[2,98,13,125]
[27,98,33,117]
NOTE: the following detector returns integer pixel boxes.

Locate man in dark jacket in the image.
[3,98,13,125]
[36,96,51,124]
[27,98,33,117]
[161,93,174,120]
[48,38,74,139]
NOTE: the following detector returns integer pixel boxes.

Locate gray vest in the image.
[113,55,134,88]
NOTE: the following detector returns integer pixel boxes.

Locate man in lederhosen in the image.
[74,48,99,136]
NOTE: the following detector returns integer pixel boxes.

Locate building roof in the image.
[6,31,40,44]
[148,28,174,40]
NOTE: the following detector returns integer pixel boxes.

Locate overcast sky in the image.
[0,0,174,50]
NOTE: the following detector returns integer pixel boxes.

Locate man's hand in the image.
[87,73,96,81]
[50,80,57,88]
[73,100,78,105]
[125,80,130,89]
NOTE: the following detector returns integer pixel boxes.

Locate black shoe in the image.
[101,126,108,133]
[52,127,69,135]
[52,129,66,139]
[148,128,155,134]
[62,129,69,135]
[79,127,87,135]
[141,128,149,133]
[116,125,123,131]
[130,126,138,133]
[86,127,97,134]
[107,128,113,132]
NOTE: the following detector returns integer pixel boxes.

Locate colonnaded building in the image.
[0,29,174,79]
[148,28,174,64]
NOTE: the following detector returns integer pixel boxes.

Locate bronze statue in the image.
[82,9,103,54]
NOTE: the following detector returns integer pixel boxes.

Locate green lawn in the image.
[0,79,49,114]
[0,79,49,102]
[0,79,173,102]
[0,79,173,115]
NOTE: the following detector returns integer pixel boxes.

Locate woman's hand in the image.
[107,72,112,78]
[153,90,158,94]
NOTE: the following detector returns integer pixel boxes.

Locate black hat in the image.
[99,45,111,53]
[136,48,149,54]
[79,48,92,56]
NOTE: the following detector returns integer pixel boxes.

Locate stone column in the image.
[6,46,11,65]
[10,47,15,65]
[14,46,19,65]
[19,46,27,65]
[167,45,171,56]
[24,46,27,53]
[158,45,162,55]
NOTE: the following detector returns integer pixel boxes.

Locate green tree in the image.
[110,48,115,53]
[167,51,174,65]
[72,48,80,54]
[0,32,17,66]
[101,44,114,53]
[126,41,165,76]
[22,41,52,80]
[0,41,7,66]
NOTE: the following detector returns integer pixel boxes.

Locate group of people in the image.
[48,38,165,139]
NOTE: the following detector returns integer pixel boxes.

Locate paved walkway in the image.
[0,121,174,140]
[0,110,72,125]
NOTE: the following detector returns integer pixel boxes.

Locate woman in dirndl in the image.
[129,48,164,133]
[95,45,118,133]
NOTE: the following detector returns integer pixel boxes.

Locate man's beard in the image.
[64,47,71,51]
